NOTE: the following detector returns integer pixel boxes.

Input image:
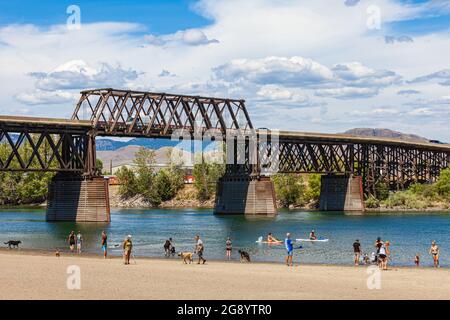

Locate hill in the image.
[342,128,429,143]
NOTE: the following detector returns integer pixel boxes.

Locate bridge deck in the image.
[272,130,450,152]
[1,115,450,152]
[0,115,91,129]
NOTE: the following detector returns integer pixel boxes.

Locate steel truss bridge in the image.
[1,88,450,197]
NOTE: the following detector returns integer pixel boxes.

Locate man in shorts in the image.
[195,235,206,264]
[285,233,294,266]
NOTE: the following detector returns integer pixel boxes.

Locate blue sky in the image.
[0,0,211,33]
[1,0,450,140]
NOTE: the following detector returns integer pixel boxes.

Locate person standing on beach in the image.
[195,235,206,264]
[225,237,232,260]
[76,231,83,254]
[429,241,440,268]
[378,242,389,270]
[101,231,108,259]
[353,240,361,266]
[123,235,133,265]
[374,237,383,264]
[285,233,294,266]
[68,231,76,253]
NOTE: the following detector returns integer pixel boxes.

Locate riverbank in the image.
[0,250,449,299]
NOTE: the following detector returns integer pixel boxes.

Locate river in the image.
[0,208,448,267]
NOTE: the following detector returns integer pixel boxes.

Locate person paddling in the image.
[267,233,281,243]
[309,229,317,240]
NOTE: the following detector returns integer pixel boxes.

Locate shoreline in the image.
[0,249,449,299]
[0,247,447,270]
[3,204,450,214]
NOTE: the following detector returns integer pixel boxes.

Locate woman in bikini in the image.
[225,237,232,260]
[429,241,440,268]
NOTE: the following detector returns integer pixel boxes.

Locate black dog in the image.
[238,250,251,263]
[4,240,21,249]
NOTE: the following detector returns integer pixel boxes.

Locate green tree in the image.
[375,181,389,200]
[272,173,305,207]
[95,159,103,174]
[193,160,225,201]
[133,147,160,203]
[435,167,450,197]
[116,166,138,198]
[305,173,321,203]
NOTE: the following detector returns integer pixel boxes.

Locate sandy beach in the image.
[0,249,449,300]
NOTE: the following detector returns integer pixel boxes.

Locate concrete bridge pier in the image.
[319,174,365,212]
[46,173,111,222]
[214,175,277,216]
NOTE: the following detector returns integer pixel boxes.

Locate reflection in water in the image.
[0,207,449,267]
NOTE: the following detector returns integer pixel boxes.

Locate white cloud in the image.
[213,56,334,87]
[316,87,379,99]
[15,90,76,105]
[397,89,420,96]
[144,29,219,46]
[409,69,450,86]
[29,60,140,91]
[255,85,320,107]
[1,0,450,138]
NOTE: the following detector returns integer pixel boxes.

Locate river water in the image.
[0,208,449,267]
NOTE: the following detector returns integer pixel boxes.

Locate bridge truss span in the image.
[260,132,450,196]
[72,88,253,137]
[0,116,96,174]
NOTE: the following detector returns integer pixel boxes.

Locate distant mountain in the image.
[342,128,430,143]
[96,138,180,151]
[95,137,214,151]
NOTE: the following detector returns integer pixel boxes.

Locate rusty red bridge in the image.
[1,88,450,221]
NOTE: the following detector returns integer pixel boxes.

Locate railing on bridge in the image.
[71,88,253,137]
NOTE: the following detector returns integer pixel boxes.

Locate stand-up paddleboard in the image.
[296,238,329,242]
[256,236,283,244]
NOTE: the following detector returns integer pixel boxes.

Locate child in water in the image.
[414,254,420,267]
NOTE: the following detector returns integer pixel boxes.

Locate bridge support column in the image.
[319,174,365,212]
[214,176,277,216]
[46,174,111,222]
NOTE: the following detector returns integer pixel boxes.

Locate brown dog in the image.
[178,252,194,264]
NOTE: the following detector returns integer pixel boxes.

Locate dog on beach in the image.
[4,240,21,249]
[238,250,251,263]
[178,252,194,264]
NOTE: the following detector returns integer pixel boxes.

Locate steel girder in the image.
[71,88,253,137]
[260,139,450,196]
[0,125,96,175]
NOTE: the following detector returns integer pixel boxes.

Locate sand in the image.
[0,250,449,300]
